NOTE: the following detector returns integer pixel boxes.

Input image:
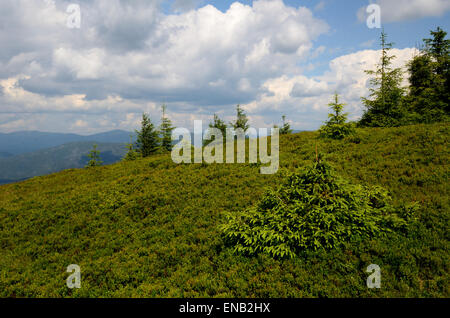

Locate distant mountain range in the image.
[0,130,134,185]
[0,141,127,185]
[0,130,133,155]
[0,151,13,158]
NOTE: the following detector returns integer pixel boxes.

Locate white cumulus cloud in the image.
[358,0,450,23]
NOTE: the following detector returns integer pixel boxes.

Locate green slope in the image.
[0,123,448,297]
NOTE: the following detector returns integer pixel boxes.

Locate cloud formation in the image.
[242,48,417,129]
[0,0,334,132]
[0,0,428,133]
[358,0,450,23]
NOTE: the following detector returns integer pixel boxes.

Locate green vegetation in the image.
[0,123,448,297]
[209,114,228,137]
[360,28,449,127]
[360,31,406,127]
[279,115,292,135]
[0,25,448,300]
[159,105,176,152]
[406,27,450,123]
[85,144,103,168]
[230,104,250,132]
[123,135,141,162]
[221,155,414,259]
[133,106,176,157]
[319,93,354,140]
[135,113,160,157]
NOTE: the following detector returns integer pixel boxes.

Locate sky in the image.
[0,0,449,134]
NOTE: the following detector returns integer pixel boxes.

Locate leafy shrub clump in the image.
[221,156,412,259]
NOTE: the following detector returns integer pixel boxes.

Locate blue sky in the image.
[0,0,449,133]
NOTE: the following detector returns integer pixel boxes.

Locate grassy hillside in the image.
[0,142,127,184]
[0,123,448,297]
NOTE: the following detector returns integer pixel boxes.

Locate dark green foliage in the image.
[230,105,249,132]
[221,155,410,259]
[360,31,406,127]
[135,113,159,157]
[0,123,448,297]
[279,115,292,135]
[406,27,450,122]
[319,93,354,139]
[160,105,175,152]
[86,144,103,167]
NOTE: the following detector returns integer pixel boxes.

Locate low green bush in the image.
[221,155,414,259]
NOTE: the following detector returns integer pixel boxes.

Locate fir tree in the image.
[204,113,228,146]
[135,113,159,157]
[360,30,405,127]
[209,113,227,137]
[279,115,292,135]
[123,134,140,161]
[86,144,103,167]
[159,105,175,152]
[406,27,449,122]
[319,93,353,139]
[230,104,249,132]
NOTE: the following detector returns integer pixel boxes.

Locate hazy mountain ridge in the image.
[0,141,127,184]
[0,151,13,158]
[0,130,133,156]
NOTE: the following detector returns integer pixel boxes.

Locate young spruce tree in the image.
[135,113,159,157]
[123,134,140,161]
[209,113,228,137]
[159,105,175,152]
[319,93,353,139]
[230,104,249,132]
[360,30,405,127]
[86,144,103,167]
[279,115,292,135]
[205,113,228,146]
[221,154,414,259]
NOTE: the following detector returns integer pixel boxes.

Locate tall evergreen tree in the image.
[360,31,405,127]
[159,105,175,152]
[407,27,449,122]
[135,113,159,157]
[86,144,103,167]
[424,27,450,75]
[230,104,249,132]
[406,52,436,121]
[423,27,449,115]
